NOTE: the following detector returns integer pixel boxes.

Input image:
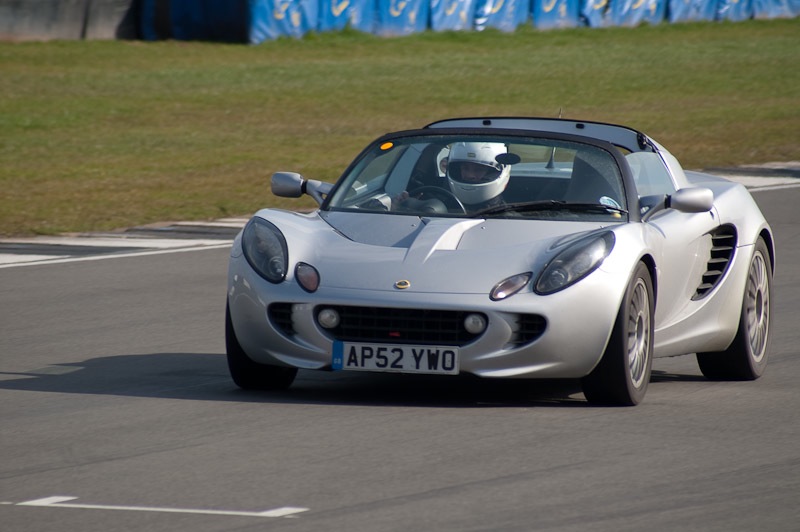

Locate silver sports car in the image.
[226,117,774,405]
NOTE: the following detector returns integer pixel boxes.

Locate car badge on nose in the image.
[394,280,411,290]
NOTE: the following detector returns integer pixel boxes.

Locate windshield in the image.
[325,134,627,221]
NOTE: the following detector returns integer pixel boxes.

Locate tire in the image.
[581,262,654,406]
[696,238,772,380]
[225,303,297,390]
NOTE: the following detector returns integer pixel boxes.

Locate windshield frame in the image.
[320,127,639,222]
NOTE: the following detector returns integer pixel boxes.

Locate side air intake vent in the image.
[693,225,737,300]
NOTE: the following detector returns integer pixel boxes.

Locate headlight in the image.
[534,232,615,295]
[241,218,288,283]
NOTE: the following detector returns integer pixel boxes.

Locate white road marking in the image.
[714,175,799,189]
[171,219,250,228]
[749,181,800,192]
[0,242,232,269]
[0,253,70,265]
[16,496,308,518]
[0,219,243,268]
[18,496,77,506]
[0,236,231,249]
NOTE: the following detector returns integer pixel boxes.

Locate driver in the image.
[391,141,511,213]
[446,141,511,210]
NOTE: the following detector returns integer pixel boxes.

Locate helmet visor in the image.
[448,161,503,184]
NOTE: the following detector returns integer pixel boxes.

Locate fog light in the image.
[318,308,340,329]
[464,313,487,335]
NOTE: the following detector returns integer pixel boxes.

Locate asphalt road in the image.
[1,186,798,532]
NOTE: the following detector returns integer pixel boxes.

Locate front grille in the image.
[319,306,485,346]
[694,224,737,300]
[271,303,547,348]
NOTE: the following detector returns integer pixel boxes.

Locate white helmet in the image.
[447,142,511,205]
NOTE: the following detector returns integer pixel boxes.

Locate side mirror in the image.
[640,187,713,221]
[668,187,713,213]
[271,172,305,198]
[271,172,334,206]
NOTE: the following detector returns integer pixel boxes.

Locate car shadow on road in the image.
[650,370,708,383]
[0,352,593,408]
[1,353,712,408]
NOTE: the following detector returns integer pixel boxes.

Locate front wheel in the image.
[581,262,654,406]
[696,237,772,380]
[226,303,297,390]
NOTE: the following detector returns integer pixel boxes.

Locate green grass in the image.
[1,19,798,236]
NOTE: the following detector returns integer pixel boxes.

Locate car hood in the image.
[265,210,611,294]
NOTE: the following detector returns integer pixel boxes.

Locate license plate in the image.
[332,341,459,375]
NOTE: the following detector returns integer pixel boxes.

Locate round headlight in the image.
[241,218,288,283]
[535,232,615,295]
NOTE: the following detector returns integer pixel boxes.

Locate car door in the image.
[627,151,720,328]
[646,207,720,329]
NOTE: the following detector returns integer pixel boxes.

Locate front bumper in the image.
[228,254,625,380]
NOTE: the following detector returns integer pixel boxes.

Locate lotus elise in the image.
[225,117,774,405]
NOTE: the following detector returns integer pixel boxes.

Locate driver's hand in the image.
[391,190,410,211]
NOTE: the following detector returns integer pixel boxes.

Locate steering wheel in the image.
[408,186,466,214]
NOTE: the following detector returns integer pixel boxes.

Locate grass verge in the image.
[1,18,798,236]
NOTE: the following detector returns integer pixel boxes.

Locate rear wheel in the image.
[696,238,771,380]
[226,303,297,390]
[581,262,654,406]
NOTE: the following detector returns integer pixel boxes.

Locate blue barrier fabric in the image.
[318,0,377,33]
[610,0,666,25]
[376,0,429,36]
[668,0,719,21]
[251,0,319,42]
[532,0,581,28]
[21,0,795,43]
[171,0,250,42]
[140,0,171,40]
[717,0,753,20]
[431,0,478,31]
[582,0,611,26]
[127,0,800,43]
[475,0,530,31]
[754,0,800,16]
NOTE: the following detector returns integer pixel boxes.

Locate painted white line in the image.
[18,496,78,506]
[0,237,231,249]
[749,182,800,193]
[0,253,70,265]
[172,220,248,228]
[0,243,232,269]
[16,496,308,518]
[722,176,799,188]
[259,507,311,517]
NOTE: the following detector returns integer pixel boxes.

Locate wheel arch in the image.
[759,227,776,274]
[638,253,658,307]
